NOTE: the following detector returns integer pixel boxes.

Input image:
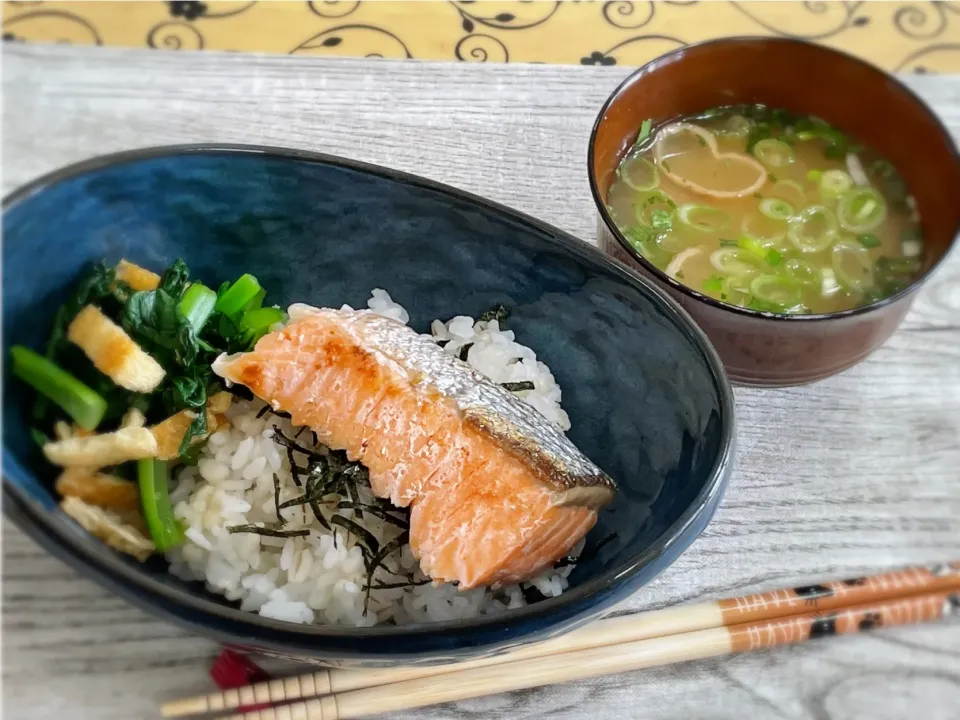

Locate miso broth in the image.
[607,106,924,314]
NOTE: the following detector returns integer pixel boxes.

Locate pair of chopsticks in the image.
[163,561,960,720]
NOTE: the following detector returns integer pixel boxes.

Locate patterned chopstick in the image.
[227,588,960,720]
[161,561,960,718]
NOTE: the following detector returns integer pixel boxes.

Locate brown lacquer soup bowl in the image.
[589,37,960,386]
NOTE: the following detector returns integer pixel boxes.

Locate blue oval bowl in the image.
[2,145,735,666]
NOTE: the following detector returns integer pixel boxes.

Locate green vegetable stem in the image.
[215,274,263,321]
[137,458,183,551]
[239,307,287,347]
[179,283,217,333]
[11,346,108,430]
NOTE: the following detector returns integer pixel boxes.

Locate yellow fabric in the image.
[3,1,959,72]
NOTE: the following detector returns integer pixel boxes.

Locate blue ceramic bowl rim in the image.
[587,35,960,323]
[3,143,735,645]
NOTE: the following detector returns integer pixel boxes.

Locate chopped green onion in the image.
[783,258,821,287]
[677,203,730,232]
[619,156,659,192]
[245,288,266,313]
[819,169,854,201]
[737,235,771,259]
[637,119,652,144]
[717,115,752,138]
[178,283,217,333]
[10,346,107,430]
[752,138,795,168]
[837,187,887,233]
[749,274,802,309]
[788,205,837,253]
[758,198,794,221]
[877,256,922,275]
[858,233,881,249]
[722,274,753,305]
[806,169,823,183]
[240,307,288,348]
[214,274,262,320]
[137,458,183,552]
[770,179,806,206]
[765,249,783,266]
[709,248,766,276]
[634,189,677,228]
[625,226,670,269]
[741,215,786,246]
[655,230,693,253]
[832,239,875,292]
[821,267,840,297]
[702,275,725,294]
[650,209,673,232]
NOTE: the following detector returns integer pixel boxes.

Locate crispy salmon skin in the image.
[213,305,616,588]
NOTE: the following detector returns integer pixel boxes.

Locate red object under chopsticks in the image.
[210,648,272,712]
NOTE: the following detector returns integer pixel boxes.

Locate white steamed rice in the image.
[166,290,578,626]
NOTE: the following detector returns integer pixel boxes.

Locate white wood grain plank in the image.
[3,45,959,720]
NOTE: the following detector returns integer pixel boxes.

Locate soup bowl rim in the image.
[3,142,736,647]
[587,35,960,323]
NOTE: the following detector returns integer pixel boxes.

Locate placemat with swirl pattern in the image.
[2,1,958,72]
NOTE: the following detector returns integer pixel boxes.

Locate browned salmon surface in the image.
[214,306,615,588]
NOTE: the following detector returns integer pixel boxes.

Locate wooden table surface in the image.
[3,44,960,720]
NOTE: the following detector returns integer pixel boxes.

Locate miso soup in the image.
[607,105,924,314]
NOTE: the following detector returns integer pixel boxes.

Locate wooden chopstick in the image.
[226,591,960,720]
[227,589,959,720]
[161,561,960,719]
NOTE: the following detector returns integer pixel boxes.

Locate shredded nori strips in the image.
[303,461,333,532]
[365,578,432,590]
[458,343,473,361]
[501,381,535,392]
[227,524,310,538]
[330,515,380,557]
[362,531,410,611]
[345,476,364,519]
[337,501,409,529]
[271,425,315,456]
[257,405,292,420]
[273,473,285,525]
[286,445,302,487]
[262,427,425,613]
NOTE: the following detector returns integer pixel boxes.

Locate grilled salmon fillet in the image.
[213,305,616,588]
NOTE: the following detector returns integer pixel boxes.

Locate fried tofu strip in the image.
[60,496,154,561]
[56,467,147,534]
[207,391,233,414]
[115,259,161,291]
[121,407,146,428]
[150,392,232,459]
[67,305,165,393]
[56,467,141,515]
[43,426,158,468]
